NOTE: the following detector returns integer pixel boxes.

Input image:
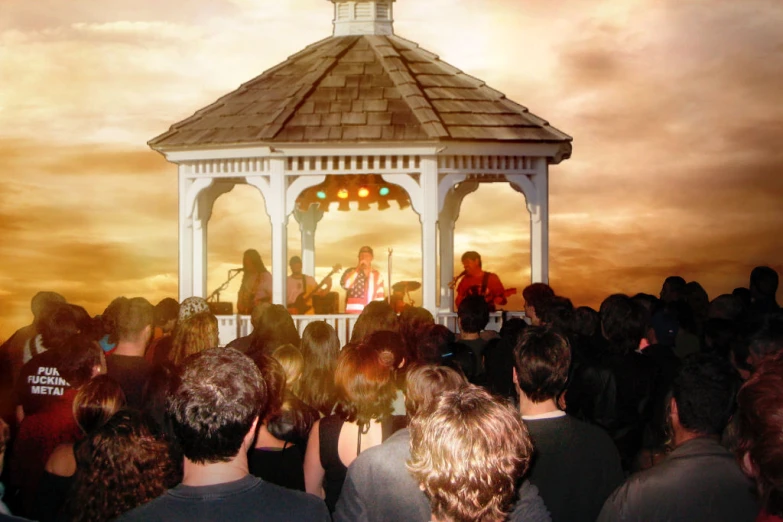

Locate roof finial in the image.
[329,0,395,37]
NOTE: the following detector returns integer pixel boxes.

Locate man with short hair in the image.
[513,326,623,522]
[286,255,332,315]
[454,251,507,311]
[454,295,490,378]
[598,354,757,522]
[522,283,555,326]
[105,297,154,410]
[118,347,330,521]
[749,265,780,316]
[340,246,385,314]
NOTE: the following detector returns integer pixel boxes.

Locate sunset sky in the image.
[1,0,782,339]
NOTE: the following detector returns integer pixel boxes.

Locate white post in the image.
[294,205,325,276]
[269,157,288,305]
[178,167,194,301]
[420,156,439,314]
[438,218,455,310]
[530,157,549,283]
[192,209,207,298]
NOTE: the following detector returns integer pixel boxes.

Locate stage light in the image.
[337,188,349,199]
[316,190,327,200]
[358,187,370,198]
[379,186,390,197]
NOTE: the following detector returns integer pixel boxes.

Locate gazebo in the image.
[149,0,572,345]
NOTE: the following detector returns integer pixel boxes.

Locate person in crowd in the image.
[749,266,780,316]
[69,410,179,522]
[272,343,304,392]
[118,348,330,521]
[250,354,316,491]
[454,251,508,312]
[304,344,398,513]
[570,305,604,367]
[398,306,434,363]
[340,246,385,314]
[413,323,455,365]
[144,297,179,361]
[537,295,576,336]
[684,281,710,337]
[96,297,128,355]
[660,275,687,304]
[0,417,11,515]
[736,314,783,378]
[598,354,757,522]
[37,375,126,521]
[567,294,658,471]
[8,334,104,517]
[237,249,273,315]
[484,317,527,401]
[286,256,332,315]
[362,330,411,418]
[736,351,783,522]
[454,295,490,380]
[146,296,210,364]
[169,311,218,366]
[140,362,178,440]
[105,297,154,409]
[407,385,541,522]
[349,300,398,344]
[513,326,623,522]
[296,321,340,417]
[226,301,270,353]
[246,305,300,357]
[522,283,555,326]
[708,293,744,321]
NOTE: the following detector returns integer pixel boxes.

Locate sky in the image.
[1,0,782,339]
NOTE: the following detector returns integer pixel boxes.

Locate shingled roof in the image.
[149,34,572,152]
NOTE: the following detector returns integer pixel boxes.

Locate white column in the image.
[178,167,194,301]
[192,206,207,298]
[438,218,455,310]
[294,204,325,275]
[530,157,549,283]
[269,156,288,305]
[420,156,439,314]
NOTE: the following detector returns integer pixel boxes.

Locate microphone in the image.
[448,270,466,289]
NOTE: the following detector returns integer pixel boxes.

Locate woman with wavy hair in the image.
[247,305,300,358]
[169,311,219,366]
[348,300,398,345]
[304,343,399,513]
[237,249,272,314]
[66,409,179,522]
[296,321,340,417]
[37,375,126,521]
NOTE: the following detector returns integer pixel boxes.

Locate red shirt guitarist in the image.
[454,251,511,312]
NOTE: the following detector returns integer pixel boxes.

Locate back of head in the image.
[415,323,455,365]
[649,307,680,347]
[170,311,219,366]
[672,353,740,437]
[298,321,340,416]
[513,326,571,403]
[522,283,555,311]
[73,374,126,434]
[736,351,783,516]
[71,409,178,522]
[250,304,299,354]
[661,276,687,303]
[684,281,710,320]
[250,301,272,330]
[748,314,783,363]
[350,300,399,344]
[404,365,465,417]
[334,344,396,426]
[102,297,129,343]
[178,296,210,323]
[154,298,179,328]
[407,385,533,522]
[168,347,266,463]
[57,334,104,388]
[572,306,600,338]
[457,294,489,334]
[750,266,779,300]
[399,306,435,363]
[362,330,407,371]
[272,343,304,391]
[537,295,575,334]
[39,303,95,351]
[253,353,287,421]
[709,294,743,321]
[31,291,66,322]
[600,294,646,354]
[116,297,154,343]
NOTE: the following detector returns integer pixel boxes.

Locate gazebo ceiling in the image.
[149,33,572,156]
[297,174,410,212]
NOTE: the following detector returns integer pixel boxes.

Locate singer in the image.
[454,251,507,311]
[340,246,385,314]
[237,249,272,314]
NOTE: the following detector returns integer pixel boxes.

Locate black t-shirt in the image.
[14,349,72,416]
[249,444,306,492]
[106,355,151,410]
[116,475,330,522]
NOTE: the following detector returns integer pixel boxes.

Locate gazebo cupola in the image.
[331,0,395,36]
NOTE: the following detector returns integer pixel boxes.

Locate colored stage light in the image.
[358,187,370,198]
[316,190,327,200]
[379,186,390,197]
[337,188,349,199]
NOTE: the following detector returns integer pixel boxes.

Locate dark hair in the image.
[703,318,739,359]
[266,392,319,446]
[248,305,300,356]
[31,291,66,320]
[572,306,600,338]
[404,365,465,417]
[513,326,571,402]
[168,348,266,463]
[243,249,268,274]
[736,351,783,516]
[334,345,396,427]
[461,251,482,267]
[39,303,96,351]
[116,297,154,342]
[415,323,455,364]
[350,301,399,344]
[398,306,434,365]
[253,353,286,422]
[362,330,406,370]
[672,354,740,436]
[68,410,179,522]
[102,297,129,344]
[457,295,489,334]
[154,298,180,327]
[57,334,104,388]
[708,294,743,321]
[142,362,179,437]
[748,314,783,362]
[73,375,126,435]
[600,294,646,355]
[631,293,659,314]
[662,276,687,301]
[297,321,340,416]
[750,266,779,299]
[537,295,574,333]
[442,342,478,382]
[522,283,555,311]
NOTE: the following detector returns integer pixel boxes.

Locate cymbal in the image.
[392,280,421,292]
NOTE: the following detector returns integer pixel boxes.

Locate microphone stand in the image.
[207,270,243,303]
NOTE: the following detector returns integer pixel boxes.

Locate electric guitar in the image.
[288,264,342,315]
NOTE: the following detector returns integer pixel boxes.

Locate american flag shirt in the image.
[341,267,385,314]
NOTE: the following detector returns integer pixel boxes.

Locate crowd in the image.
[0,264,780,522]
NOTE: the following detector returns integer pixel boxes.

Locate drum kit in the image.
[390,280,421,313]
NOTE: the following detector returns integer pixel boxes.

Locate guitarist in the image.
[286,256,332,315]
[454,251,509,312]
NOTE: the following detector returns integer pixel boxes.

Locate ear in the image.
[740,451,758,478]
[512,367,519,385]
[669,397,679,423]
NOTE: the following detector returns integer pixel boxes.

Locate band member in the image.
[237,249,272,314]
[287,256,332,315]
[340,246,385,314]
[454,251,507,311]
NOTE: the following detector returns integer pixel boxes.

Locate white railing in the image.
[217,311,527,347]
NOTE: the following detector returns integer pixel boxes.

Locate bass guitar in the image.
[287,264,342,315]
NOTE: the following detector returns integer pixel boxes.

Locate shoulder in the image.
[45,443,76,476]
[253,481,331,518]
[350,429,410,473]
[509,480,552,522]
